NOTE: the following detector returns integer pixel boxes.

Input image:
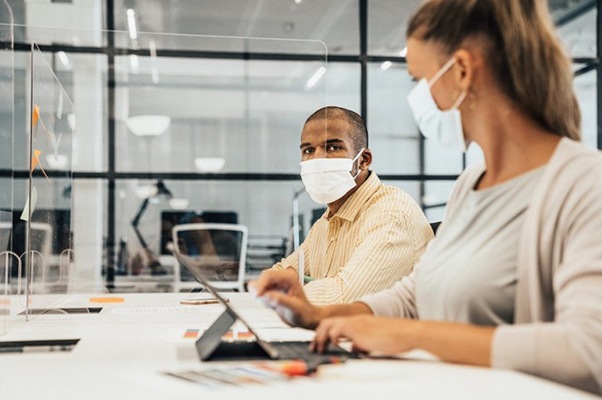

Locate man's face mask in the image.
[299,148,364,205]
[406,57,468,152]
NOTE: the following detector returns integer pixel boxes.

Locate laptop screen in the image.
[171,236,280,359]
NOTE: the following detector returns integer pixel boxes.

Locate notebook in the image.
[172,248,355,364]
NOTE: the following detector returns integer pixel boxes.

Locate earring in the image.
[467,90,477,111]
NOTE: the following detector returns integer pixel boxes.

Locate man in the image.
[271,106,433,305]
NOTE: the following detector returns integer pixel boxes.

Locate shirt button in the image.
[330,236,335,242]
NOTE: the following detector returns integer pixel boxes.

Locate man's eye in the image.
[327,145,341,151]
[302,148,314,154]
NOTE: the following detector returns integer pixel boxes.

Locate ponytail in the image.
[407,0,581,140]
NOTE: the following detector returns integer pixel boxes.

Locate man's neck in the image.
[326,170,370,218]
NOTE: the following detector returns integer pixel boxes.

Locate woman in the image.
[249,0,602,394]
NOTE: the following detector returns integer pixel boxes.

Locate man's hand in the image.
[311,315,421,355]
[248,268,323,329]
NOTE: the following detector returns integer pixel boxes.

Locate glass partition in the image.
[20,43,79,317]
[0,7,15,333]
[1,24,327,295]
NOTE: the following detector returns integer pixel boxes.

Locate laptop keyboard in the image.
[204,340,357,363]
[271,341,351,360]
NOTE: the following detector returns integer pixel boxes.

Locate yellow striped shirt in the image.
[273,172,433,305]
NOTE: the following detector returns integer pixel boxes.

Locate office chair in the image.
[172,223,248,293]
[430,221,441,236]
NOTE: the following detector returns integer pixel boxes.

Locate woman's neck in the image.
[471,102,561,190]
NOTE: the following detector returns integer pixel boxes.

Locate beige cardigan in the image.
[361,138,602,394]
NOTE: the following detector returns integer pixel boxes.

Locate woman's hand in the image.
[248,268,323,329]
[311,315,421,354]
[312,315,495,367]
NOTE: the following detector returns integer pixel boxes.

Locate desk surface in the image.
[0,293,597,400]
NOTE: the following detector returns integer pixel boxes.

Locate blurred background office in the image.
[0,0,599,291]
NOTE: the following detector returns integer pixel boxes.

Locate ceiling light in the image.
[126,115,171,136]
[129,54,139,74]
[380,61,392,71]
[126,9,138,40]
[399,47,408,57]
[67,113,76,131]
[304,66,326,90]
[194,157,226,173]
[57,51,71,69]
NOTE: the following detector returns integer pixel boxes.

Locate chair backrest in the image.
[429,221,441,236]
[172,223,248,292]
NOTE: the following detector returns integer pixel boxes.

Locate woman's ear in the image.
[453,48,475,92]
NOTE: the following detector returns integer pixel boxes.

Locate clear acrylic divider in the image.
[1,24,326,308]
[0,10,16,333]
[20,43,92,319]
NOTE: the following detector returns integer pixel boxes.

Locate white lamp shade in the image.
[169,198,190,210]
[134,184,158,199]
[46,154,69,170]
[194,157,225,173]
[126,115,171,136]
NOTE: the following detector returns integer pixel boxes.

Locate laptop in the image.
[172,248,356,365]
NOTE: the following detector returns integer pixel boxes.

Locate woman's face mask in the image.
[406,57,468,152]
[299,149,364,205]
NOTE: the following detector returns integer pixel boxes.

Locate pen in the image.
[0,345,70,353]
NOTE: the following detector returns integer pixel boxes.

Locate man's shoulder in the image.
[367,181,421,213]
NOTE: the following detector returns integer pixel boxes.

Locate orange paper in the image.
[88,297,125,303]
[30,149,49,180]
[32,105,40,128]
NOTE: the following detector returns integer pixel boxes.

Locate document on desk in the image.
[112,307,197,315]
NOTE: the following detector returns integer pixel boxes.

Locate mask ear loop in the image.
[452,90,468,109]
[428,57,456,87]
[350,148,365,179]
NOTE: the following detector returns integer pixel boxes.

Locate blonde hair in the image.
[407,0,581,140]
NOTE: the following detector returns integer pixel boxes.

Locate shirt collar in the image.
[330,171,381,222]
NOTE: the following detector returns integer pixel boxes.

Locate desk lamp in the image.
[131,180,172,275]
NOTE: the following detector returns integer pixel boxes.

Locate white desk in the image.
[0,293,597,400]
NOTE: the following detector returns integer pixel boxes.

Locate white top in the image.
[361,139,602,394]
[416,167,545,325]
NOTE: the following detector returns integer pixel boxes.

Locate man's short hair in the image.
[305,106,368,153]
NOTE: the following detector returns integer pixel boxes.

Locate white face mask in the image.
[407,58,468,152]
[300,149,364,205]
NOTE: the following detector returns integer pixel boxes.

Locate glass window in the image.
[113,0,359,55]
[368,62,420,174]
[1,1,106,47]
[556,9,597,59]
[368,0,423,56]
[574,67,597,149]
[115,179,320,274]
[115,59,357,173]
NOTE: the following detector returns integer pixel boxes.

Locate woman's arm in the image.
[248,268,373,329]
[312,315,494,367]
